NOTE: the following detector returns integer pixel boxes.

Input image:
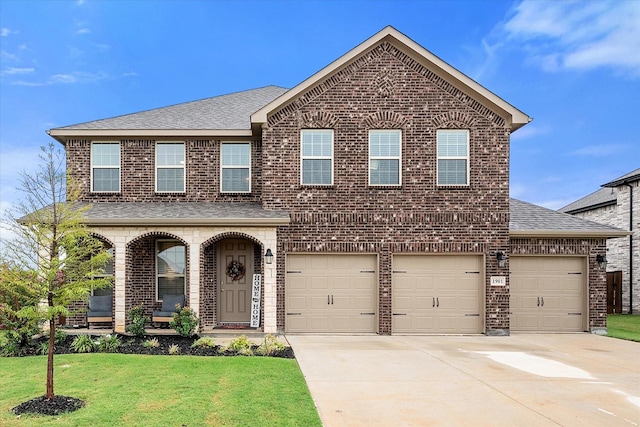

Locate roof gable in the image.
[602,167,640,187]
[251,26,530,132]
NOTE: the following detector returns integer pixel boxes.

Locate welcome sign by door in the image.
[250,274,261,327]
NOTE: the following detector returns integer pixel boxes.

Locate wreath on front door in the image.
[226,260,246,281]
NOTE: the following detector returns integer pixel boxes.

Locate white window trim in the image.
[155,142,186,193]
[369,129,402,186]
[220,142,251,193]
[436,129,470,186]
[90,141,121,193]
[300,129,334,186]
[156,239,186,302]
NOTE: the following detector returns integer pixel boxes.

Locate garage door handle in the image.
[437,298,439,307]
[360,312,375,315]
[433,297,435,308]
[537,297,540,307]
[465,314,480,317]
[541,297,544,307]
[287,313,302,316]
[568,313,582,316]
[392,313,407,316]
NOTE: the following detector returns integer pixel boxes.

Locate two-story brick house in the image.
[48,26,624,335]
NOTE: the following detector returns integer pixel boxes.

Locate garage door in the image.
[285,254,377,333]
[510,257,586,332]
[392,255,483,334]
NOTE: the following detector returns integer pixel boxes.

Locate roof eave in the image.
[509,229,630,238]
[561,200,617,215]
[251,26,531,132]
[85,217,290,227]
[47,128,254,143]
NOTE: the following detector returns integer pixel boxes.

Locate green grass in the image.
[0,354,321,427]
[607,314,640,342]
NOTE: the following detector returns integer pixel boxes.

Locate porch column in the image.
[113,238,127,333]
[189,241,200,316]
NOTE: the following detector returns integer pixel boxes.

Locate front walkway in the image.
[287,334,640,427]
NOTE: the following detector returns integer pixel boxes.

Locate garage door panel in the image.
[286,254,377,333]
[392,255,483,334]
[510,257,586,332]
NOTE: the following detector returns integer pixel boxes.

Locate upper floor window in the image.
[156,240,185,301]
[156,142,185,192]
[301,129,333,185]
[91,142,120,192]
[221,143,251,193]
[437,130,469,186]
[369,130,401,186]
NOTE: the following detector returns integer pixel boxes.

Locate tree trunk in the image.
[46,295,55,399]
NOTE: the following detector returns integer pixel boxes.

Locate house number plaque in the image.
[250,274,262,327]
[490,276,506,287]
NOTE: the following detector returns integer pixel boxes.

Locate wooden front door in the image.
[219,239,254,323]
[607,271,623,314]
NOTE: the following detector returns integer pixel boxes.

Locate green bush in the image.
[256,334,286,356]
[38,341,50,356]
[96,334,121,353]
[54,328,68,344]
[191,336,216,348]
[143,337,160,348]
[71,334,95,353]
[226,335,254,356]
[169,305,200,337]
[126,303,149,337]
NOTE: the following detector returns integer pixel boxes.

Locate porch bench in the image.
[87,295,113,328]
[152,294,185,327]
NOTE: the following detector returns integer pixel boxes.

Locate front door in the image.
[219,239,254,323]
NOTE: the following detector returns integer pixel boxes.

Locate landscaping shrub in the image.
[169,305,200,337]
[143,337,160,348]
[256,334,286,356]
[96,334,121,353]
[71,335,95,353]
[191,336,216,349]
[126,303,149,337]
[226,335,254,356]
[168,344,181,355]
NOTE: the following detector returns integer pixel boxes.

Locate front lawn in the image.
[0,354,321,426]
[607,314,640,342]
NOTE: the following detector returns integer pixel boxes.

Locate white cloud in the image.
[1,67,35,76]
[50,73,78,84]
[503,1,640,78]
[11,70,109,86]
[1,50,19,61]
[77,28,91,35]
[1,28,16,37]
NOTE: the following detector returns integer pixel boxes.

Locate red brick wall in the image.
[264,41,511,334]
[66,139,262,203]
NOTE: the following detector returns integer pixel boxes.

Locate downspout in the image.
[625,183,634,314]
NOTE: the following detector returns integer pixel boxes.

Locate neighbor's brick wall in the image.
[66,139,263,203]
[571,182,639,313]
[510,238,608,331]
[264,41,511,334]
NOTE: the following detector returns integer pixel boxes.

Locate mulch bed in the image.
[8,333,294,417]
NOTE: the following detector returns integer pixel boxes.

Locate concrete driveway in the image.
[287,334,640,427]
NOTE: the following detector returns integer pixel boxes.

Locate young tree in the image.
[1,143,112,400]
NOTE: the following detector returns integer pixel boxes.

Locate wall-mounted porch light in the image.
[265,248,274,265]
[496,251,507,268]
[596,254,607,270]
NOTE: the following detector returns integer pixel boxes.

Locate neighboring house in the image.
[560,169,639,314]
[46,26,625,335]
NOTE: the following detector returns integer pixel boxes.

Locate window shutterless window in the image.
[91,142,120,192]
[221,143,251,193]
[301,129,333,185]
[437,130,469,186]
[92,247,114,297]
[156,240,186,301]
[156,142,185,192]
[369,130,401,186]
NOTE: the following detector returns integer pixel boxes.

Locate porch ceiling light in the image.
[496,251,507,268]
[596,254,607,270]
[265,248,274,265]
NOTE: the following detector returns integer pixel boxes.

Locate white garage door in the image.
[392,255,483,334]
[285,254,377,333]
[510,257,586,332]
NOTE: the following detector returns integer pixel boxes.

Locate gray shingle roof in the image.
[558,187,617,214]
[78,202,289,226]
[602,168,640,187]
[54,86,289,131]
[510,198,626,237]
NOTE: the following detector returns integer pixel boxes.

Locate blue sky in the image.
[1,0,639,216]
